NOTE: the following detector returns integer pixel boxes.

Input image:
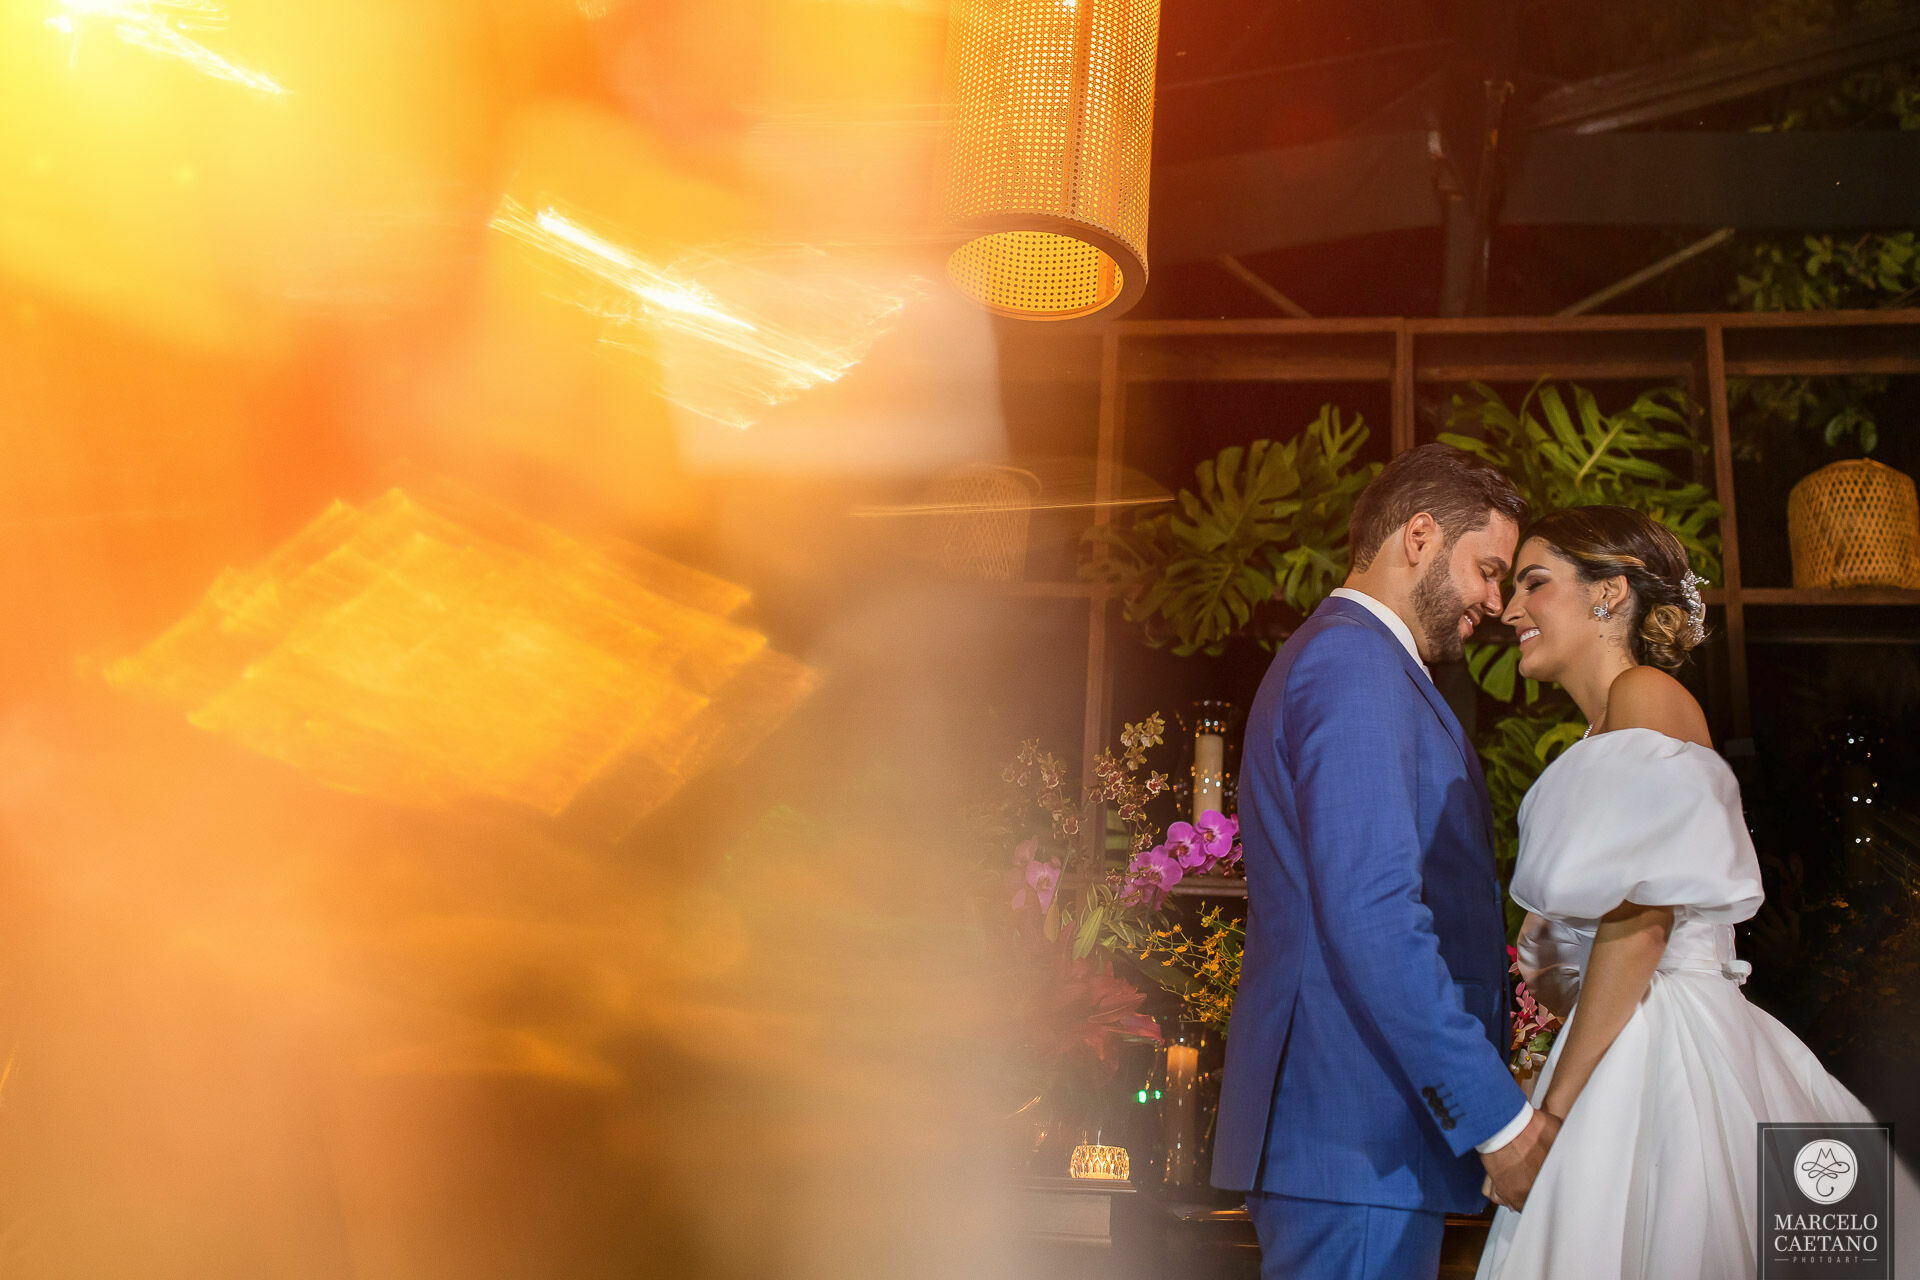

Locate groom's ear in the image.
[1402,512,1442,565]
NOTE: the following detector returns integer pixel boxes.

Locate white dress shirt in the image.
[1329,587,1534,1156]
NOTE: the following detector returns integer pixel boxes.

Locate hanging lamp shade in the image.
[941,0,1160,321]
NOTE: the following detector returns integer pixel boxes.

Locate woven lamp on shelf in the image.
[1787,459,1920,590]
[920,464,1041,581]
[940,0,1160,321]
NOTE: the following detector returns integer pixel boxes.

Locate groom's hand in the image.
[1479,1109,1561,1211]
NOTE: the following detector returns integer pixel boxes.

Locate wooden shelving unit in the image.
[995,308,1920,769]
[996,580,1111,599]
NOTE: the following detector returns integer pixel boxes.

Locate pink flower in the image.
[1192,810,1238,865]
[1025,858,1061,913]
[1164,822,1208,871]
[1009,838,1059,911]
[1506,958,1564,1064]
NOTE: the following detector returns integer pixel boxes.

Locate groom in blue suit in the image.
[1213,445,1560,1278]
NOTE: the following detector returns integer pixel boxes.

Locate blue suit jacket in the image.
[1211,596,1525,1212]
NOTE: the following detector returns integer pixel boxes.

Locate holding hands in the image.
[1480,1109,1562,1211]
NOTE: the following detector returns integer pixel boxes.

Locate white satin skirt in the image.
[1474,967,1920,1279]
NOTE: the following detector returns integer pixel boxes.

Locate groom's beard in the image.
[1410,552,1470,663]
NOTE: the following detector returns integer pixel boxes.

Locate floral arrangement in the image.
[1138,905,1244,1036]
[1121,810,1242,909]
[994,714,1243,957]
[984,715,1247,1070]
[1507,945,1564,1077]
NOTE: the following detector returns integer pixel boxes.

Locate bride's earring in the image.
[1593,600,1611,621]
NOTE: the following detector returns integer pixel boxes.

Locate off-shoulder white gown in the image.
[1474,728,1918,1280]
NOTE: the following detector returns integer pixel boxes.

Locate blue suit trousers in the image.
[1246,1192,1445,1280]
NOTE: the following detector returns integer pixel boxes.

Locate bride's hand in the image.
[1482,1109,1569,1206]
[1480,1110,1562,1210]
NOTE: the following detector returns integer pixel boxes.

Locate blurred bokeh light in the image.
[0,0,1019,1275]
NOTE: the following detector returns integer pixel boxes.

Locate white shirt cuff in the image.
[1475,1104,1535,1154]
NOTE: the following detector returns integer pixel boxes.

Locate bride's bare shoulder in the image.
[1605,666,1712,748]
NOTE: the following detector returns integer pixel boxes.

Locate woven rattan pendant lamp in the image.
[941,0,1160,321]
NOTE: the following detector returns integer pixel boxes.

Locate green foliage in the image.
[1467,641,1541,706]
[1082,406,1379,657]
[1728,229,1920,455]
[1479,709,1589,935]
[1735,231,1920,313]
[1439,380,1722,585]
[1727,373,1887,458]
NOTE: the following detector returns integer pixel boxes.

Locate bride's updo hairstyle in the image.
[1522,505,1705,670]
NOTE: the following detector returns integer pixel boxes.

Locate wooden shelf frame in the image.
[996,308,1920,768]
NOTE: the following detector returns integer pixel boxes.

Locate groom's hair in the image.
[1348,444,1527,571]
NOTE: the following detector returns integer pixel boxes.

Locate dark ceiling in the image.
[1126,0,1920,317]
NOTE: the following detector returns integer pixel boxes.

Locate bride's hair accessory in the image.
[1679,570,1708,646]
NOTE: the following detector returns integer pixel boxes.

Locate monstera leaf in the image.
[1084,406,1377,656]
[1467,641,1539,706]
[1441,380,1721,585]
[1170,440,1305,552]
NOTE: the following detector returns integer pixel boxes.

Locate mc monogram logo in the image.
[1793,1139,1858,1204]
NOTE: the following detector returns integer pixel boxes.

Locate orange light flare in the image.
[489,196,925,430]
[45,0,286,95]
[0,678,1005,1276]
[103,481,818,837]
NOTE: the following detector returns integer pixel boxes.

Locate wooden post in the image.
[1702,323,1753,748]
[1084,333,1124,802]
[1391,324,1416,456]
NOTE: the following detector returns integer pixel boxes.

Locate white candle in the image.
[1193,732,1225,821]
[1162,1043,1200,1186]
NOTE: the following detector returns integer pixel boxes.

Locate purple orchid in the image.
[1191,810,1240,871]
[1125,845,1185,908]
[1163,822,1209,871]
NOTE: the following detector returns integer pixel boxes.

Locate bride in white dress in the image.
[1473,505,1918,1280]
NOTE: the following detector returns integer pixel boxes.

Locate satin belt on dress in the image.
[1653,921,1752,985]
[1519,917,1751,1006]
